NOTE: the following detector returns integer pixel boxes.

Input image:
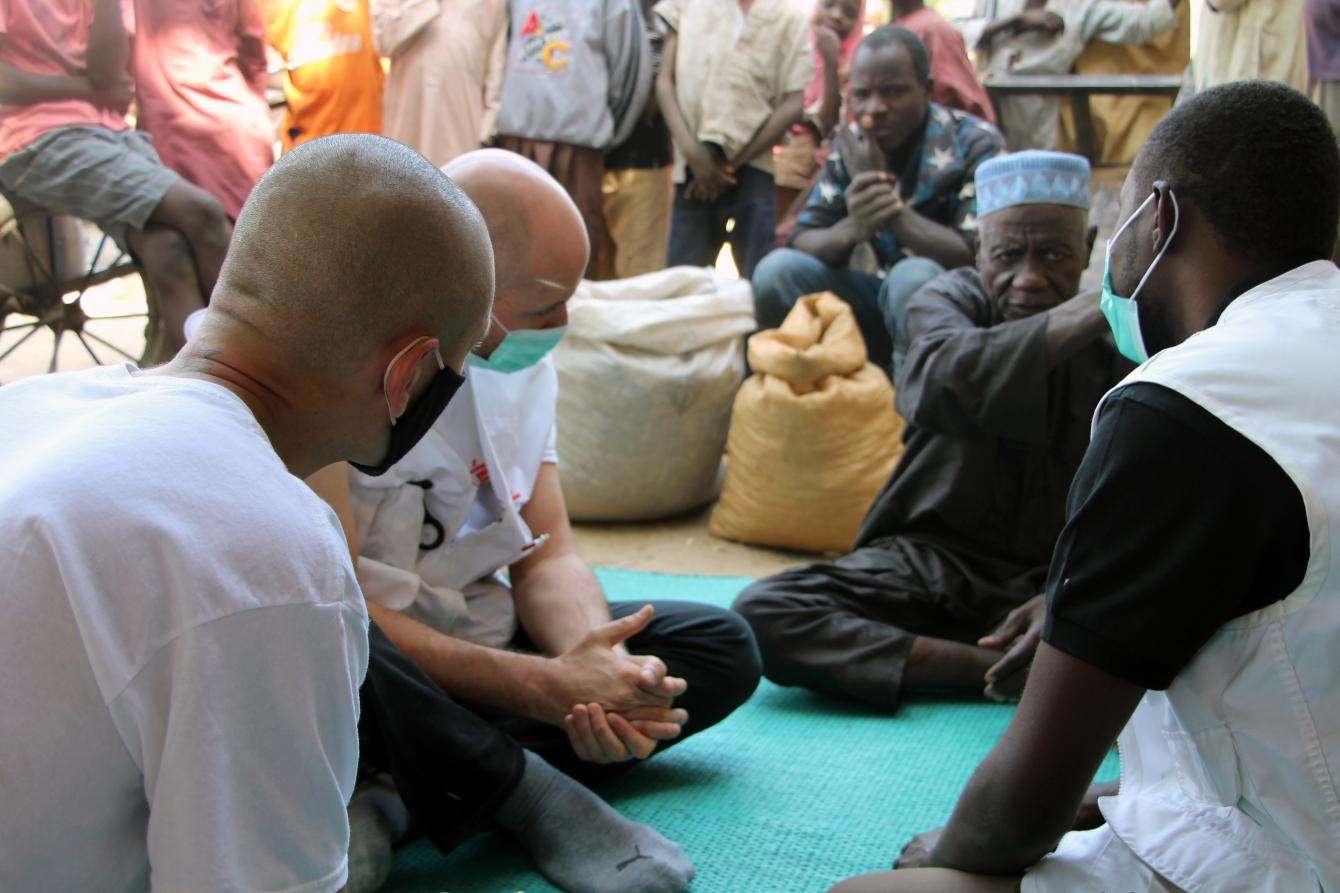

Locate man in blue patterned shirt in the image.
[753,26,1004,376]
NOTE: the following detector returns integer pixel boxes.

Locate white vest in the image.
[1095,261,1340,891]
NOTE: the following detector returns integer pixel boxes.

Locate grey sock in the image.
[496,750,696,893]
[346,775,409,893]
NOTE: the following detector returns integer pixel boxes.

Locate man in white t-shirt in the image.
[0,133,494,892]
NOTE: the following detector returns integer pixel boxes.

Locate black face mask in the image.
[350,344,466,477]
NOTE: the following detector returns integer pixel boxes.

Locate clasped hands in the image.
[684,142,737,202]
[845,171,908,241]
[542,605,690,765]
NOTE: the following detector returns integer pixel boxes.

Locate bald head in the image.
[215,134,494,376]
[443,149,587,307]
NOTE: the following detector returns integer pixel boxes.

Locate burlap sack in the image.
[709,292,905,553]
[554,267,754,521]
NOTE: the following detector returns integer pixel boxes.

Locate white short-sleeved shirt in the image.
[0,364,368,893]
[349,358,557,647]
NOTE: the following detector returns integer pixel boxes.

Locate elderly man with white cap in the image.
[734,150,1130,711]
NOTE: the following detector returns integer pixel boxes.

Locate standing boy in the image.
[494,0,652,279]
[655,0,813,278]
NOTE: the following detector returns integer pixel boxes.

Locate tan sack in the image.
[554,266,755,521]
[710,292,905,553]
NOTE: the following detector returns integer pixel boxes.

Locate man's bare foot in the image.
[905,636,1002,689]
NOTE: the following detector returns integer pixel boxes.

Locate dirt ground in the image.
[570,506,808,577]
[2,167,1129,577]
[0,271,807,579]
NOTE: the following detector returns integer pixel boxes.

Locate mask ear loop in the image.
[1128,186,1180,305]
[381,336,441,424]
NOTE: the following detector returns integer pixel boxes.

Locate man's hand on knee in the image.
[541,605,689,723]
[563,703,686,764]
[979,595,1046,702]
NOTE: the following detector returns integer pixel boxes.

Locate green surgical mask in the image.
[469,316,567,374]
[1099,188,1179,364]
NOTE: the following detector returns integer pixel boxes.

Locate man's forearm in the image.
[731,92,805,170]
[87,0,129,85]
[815,53,841,138]
[369,602,553,720]
[0,63,92,105]
[977,16,1018,51]
[655,33,699,159]
[791,216,868,267]
[511,553,611,656]
[888,208,973,268]
[658,77,697,157]
[929,752,1075,874]
[1044,291,1108,367]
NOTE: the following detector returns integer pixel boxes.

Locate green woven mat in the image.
[383,568,1119,893]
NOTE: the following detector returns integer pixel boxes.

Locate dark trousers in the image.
[731,537,1043,711]
[667,165,777,279]
[358,600,762,854]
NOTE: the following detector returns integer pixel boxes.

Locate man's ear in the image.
[382,336,438,421]
[1151,180,1177,254]
[1085,224,1098,266]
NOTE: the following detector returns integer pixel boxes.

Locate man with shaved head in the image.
[311,149,758,893]
[0,133,492,892]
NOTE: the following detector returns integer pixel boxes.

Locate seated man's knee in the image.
[881,257,945,375]
[752,246,824,290]
[130,226,195,279]
[731,584,796,669]
[720,607,764,692]
[755,246,825,303]
[751,247,826,328]
[187,191,231,245]
[880,257,945,319]
[158,183,230,246]
[687,603,763,709]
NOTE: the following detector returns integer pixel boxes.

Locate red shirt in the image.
[131,0,274,218]
[0,0,132,158]
[897,6,997,126]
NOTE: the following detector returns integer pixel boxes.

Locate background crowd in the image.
[4,3,1340,893]
[6,0,1337,325]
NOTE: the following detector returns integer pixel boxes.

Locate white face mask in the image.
[1099,188,1180,363]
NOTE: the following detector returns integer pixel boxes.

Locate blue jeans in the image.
[667,165,777,279]
[751,248,944,376]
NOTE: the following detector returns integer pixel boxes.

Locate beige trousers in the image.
[596,166,672,281]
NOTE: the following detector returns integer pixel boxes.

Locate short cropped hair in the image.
[856,26,932,87]
[1136,80,1340,264]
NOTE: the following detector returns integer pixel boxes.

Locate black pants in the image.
[358,600,762,854]
[731,537,1044,711]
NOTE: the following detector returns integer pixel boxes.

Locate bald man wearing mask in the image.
[0,135,493,893]
[310,150,758,893]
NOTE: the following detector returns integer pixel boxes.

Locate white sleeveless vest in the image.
[1095,261,1340,892]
